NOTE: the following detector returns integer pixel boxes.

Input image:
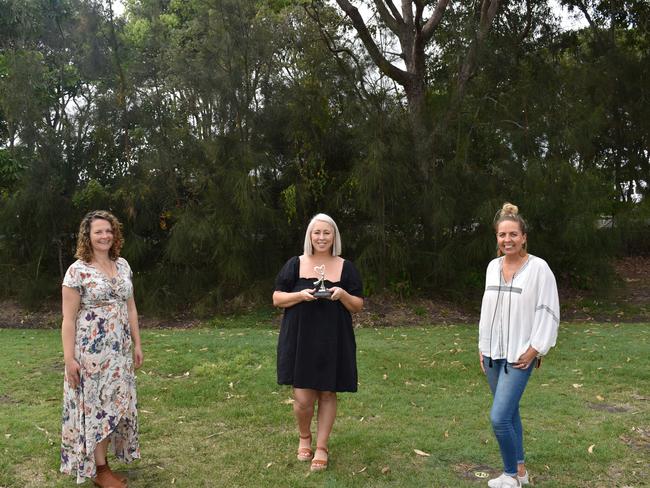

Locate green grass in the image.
[0,323,648,487]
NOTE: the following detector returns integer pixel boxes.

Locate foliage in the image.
[0,0,648,312]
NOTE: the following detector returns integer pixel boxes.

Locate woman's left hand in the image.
[133,345,144,369]
[513,347,538,369]
[328,286,345,301]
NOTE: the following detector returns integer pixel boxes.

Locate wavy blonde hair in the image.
[75,210,124,262]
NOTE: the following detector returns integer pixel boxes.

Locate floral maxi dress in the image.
[60,258,140,483]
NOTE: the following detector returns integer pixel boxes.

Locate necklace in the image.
[94,259,117,284]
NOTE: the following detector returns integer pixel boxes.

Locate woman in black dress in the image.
[273,213,364,472]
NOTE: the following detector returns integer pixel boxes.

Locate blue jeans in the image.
[483,356,536,476]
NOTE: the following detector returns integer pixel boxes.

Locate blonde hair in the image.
[75,210,124,262]
[493,202,528,256]
[303,213,342,256]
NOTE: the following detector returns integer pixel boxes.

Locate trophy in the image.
[312,265,332,298]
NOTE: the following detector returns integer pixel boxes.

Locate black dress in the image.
[275,256,363,392]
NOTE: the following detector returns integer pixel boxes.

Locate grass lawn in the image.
[0,321,648,487]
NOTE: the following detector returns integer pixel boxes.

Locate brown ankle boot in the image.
[93,464,126,488]
[105,461,128,485]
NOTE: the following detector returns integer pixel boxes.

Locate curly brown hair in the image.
[75,210,124,262]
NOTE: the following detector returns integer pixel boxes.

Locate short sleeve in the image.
[119,257,134,280]
[274,256,299,292]
[62,261,83,293]
[343,260,363,298]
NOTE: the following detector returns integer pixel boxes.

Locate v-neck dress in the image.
[60,258,140,483]
[275,256,363,392]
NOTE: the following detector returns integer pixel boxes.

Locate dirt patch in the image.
[453,463,498,482]
[2,257,649,328]
[0,299,202,329]
[12,458,49,488]
[354,295,477,328]
[0,300,60,328]
[0,394,19,404]
[620,426,650,451]
[562,257,650,323]
[586,402,633,413]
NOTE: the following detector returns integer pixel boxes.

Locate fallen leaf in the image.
[414,449,430,457]
[588,444,595,454]
[282,398,294,405]
[382,374,388,380]
[357,466,367,473]
[572,383,583,389]
[266,462,273,468]
[596,395,605,401]
[381,466,391,475]
[443,431,449,438]
[205,432,224,439]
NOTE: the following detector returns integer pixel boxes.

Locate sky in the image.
[112,1,589,31]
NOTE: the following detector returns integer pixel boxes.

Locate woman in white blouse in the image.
[478,203,560,488]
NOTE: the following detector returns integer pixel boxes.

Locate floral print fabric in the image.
[60,258,140,483]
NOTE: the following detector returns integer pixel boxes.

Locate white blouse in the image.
[478,255,560,362]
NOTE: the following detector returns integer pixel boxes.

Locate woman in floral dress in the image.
[61,210,143,487]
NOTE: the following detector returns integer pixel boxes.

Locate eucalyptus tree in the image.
[324,1,549,173]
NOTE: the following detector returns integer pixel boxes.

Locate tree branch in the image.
[335,0,411,85]
[373,0,402,32]
[421,0,450,42]
[400,0,413,27]
[517,0,533,43]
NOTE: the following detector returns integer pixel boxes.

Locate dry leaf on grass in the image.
[414,449,430,457]
[588,444,595,454]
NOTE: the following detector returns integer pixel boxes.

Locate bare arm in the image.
[273,289,316,308]
[127,296,143,368]
[328,287,364,313]
[61,286,81,388]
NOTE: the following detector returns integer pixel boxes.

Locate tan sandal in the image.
[310,446,328,472]
[297,434,313,461]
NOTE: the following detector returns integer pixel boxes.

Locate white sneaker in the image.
[518,470,529,485]
[487,473,521,488]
